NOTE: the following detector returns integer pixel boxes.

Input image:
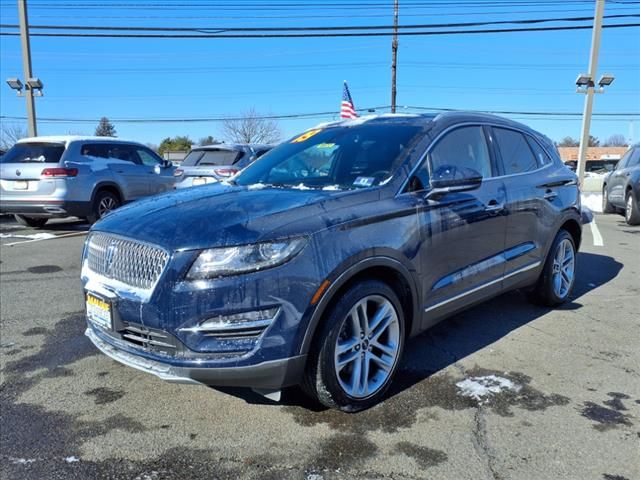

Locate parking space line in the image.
[3,231,88,247]
[589,218,604,247]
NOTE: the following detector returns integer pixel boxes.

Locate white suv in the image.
[0,136,175,227]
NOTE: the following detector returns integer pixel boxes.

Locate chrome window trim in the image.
[424,261,541,313]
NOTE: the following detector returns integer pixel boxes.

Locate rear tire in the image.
[625,191,640,226]
[14,215,48,228]
[87,190,120,224]
[602,187,616,213]
[529,230,576,307]
[302,280,405,412]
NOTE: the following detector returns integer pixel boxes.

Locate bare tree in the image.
[221,108,282,144]
[0,123,28,150]
[603,134,628,147]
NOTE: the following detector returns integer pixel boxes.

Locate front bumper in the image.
[86,326,307,389]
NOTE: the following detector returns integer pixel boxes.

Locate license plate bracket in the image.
[86,292,113,330]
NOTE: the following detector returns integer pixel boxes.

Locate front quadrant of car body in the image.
[81,113,581,411]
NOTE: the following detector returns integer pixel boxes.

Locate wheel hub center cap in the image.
[362,339,369,349]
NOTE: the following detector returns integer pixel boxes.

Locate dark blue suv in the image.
[82,113,582,411]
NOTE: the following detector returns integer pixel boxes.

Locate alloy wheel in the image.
[552,238,575,299]
[98,197,118,217]
[333,295,401,399]
[626,195,633,222]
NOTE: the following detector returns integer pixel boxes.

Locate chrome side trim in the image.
[424,261,541,313]
[178,318,272,334]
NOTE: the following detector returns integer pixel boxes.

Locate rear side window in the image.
[181,150,205,166]
[494,128,540,175]
[81,144,109,158]
[1,143,65,164]
[526,137,553,166]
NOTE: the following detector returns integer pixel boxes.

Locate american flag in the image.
[340,81,358,119]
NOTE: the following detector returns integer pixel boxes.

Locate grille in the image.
[86,233,169,290]
[120,324,177,355]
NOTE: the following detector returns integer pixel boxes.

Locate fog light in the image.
[179,307,279,333]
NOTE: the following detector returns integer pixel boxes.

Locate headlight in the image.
[186,238,307,280]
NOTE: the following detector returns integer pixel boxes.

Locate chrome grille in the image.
[86,233,169,290]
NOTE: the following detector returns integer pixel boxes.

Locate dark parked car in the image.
[173,143,273,189]
[82,113,582,411]
[602,145,640,225]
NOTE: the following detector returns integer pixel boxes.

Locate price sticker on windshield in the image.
[291,129,322,143]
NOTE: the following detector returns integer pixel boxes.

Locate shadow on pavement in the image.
[217,251,623,409]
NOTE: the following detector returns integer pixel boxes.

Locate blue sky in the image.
[1,0,639,145]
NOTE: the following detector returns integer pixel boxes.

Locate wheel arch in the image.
[91,182,124,205]
[299,255,420,356]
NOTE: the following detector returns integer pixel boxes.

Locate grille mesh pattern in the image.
[86,233,169,290]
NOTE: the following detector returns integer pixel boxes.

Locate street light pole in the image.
[390,0,399,114]
[17,0,37,137]
[576,0,605,186]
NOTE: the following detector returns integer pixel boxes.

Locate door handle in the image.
[544,190,558,201]
[485,200,504,214]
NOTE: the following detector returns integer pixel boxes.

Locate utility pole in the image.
[576,0,605,187]
[18,0,37,137]
[390,0,399,113]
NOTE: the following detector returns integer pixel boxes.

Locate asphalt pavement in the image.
[0,213,638,480]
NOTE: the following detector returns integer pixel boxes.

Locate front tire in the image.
[625,191,640,226]
[87,190,120,224]
[303,280,405,412]
[530,230,576,307]
[14,215,48,228]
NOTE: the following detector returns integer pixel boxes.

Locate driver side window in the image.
[410,126,492,191]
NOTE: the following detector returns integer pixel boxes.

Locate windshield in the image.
[182,149,241,167]
[234,124,422,190]
[1,142,65,164]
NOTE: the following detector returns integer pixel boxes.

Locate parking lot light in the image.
[575,73,592,87]
[26,77,44,96]
[598,74,615,87]
[6,77,24,95]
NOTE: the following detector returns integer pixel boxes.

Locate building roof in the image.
[558,146,629,162]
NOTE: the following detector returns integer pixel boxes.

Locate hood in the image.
[93,183,379,251]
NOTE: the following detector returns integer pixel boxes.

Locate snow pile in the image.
[0,233,56,240]
[581,192,603,213]
[292,183,312,190]
[456,374,521,402]
[247,183,267,190]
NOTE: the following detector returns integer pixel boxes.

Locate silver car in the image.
[0,136,175,227]
[173,143,273,189]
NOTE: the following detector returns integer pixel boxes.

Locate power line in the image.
[1,22,638,38]
[3,14,638,32]
[2,108,638,125]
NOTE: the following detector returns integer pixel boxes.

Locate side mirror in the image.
[161,159,172,168]
[425,174,482,200]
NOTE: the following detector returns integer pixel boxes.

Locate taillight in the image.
[215,168,239,177]
[41,168,78,177]
[173,168,184,177]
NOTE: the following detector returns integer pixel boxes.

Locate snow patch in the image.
[247,183,267,190]
[322,185,341,191]
[581,192,603,213]
[0,233,57,240]
[64,456,80,463]
[456,375,521,402]
[10,458,36,465]
[292,183,311,190]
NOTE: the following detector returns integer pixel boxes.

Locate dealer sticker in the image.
[291,129,322,143]
[353,176,375,187]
